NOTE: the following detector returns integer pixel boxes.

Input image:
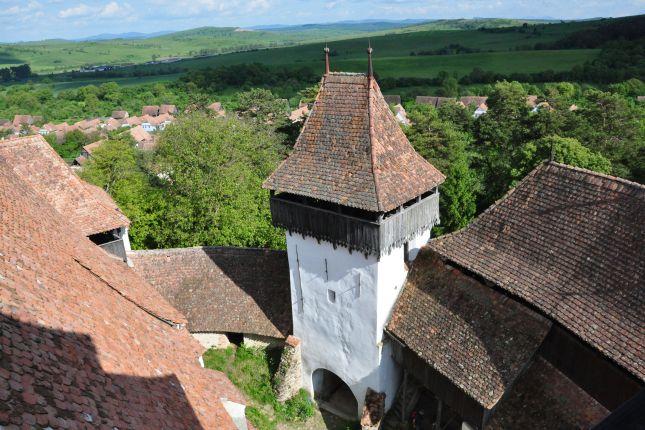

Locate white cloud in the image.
[99,1,133,17]
[0,1,41,16]
[58,3,91,18]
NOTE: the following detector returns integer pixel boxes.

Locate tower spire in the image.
[367,41,373,79]
[324,44,330,75]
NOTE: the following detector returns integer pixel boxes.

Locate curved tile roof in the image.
[0,159,244,429]
[0,135,129,236]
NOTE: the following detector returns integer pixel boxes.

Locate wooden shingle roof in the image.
[264,73,444,213]
[430,162,645,381]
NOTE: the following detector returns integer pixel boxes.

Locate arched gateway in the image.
[312,369,358,420]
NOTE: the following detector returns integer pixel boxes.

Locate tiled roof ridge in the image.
[128,245,286,256]
[548,160,645,190]
[367,77,383,212]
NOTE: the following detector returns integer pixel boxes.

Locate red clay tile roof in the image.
[430,162,645,381]
[82,139,104,155]
[0,135,129,236]
[159,104,178,114]
[387,249,551,409]
[487,357,608,429]
[128,247,292,338]
[0,160,245,429]
[142,105,160,116]
[264,73,444,212]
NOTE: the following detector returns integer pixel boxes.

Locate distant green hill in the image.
[0,18,561,74]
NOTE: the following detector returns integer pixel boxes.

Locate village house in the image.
[129,124,155,150]
[415,96,457,108]
[111,109,129,119]
[393,103,410,125]
[0,135,132,261]
[142,105,161,116]
[74,139,105,165]
[160,103,178,115]
[0,144,250,429]
[384,94,402,105]
[12,114,42,127]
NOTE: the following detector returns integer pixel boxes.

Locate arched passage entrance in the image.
[312,368,359,420]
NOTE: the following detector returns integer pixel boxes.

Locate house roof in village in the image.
[159,104,178,114]
[83,139,105,155]
[487,357,608,429]
[130,125,154,149]
[415,96,457,108]
[387,249,551,409]
[0,135,129,236]
[429,162,645,381]
[383,94,401,105]
[264,72,444,212]
[111,110,129,119]
[128,247,292,338]
[142,105,160,116]
[459,96,488,107]
[0,157,245,429]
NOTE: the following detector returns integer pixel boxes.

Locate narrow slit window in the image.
[327,289,336,303]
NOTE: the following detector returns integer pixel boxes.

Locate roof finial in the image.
[367,40,373,79]
[324,44,330,75]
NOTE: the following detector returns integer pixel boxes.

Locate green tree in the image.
[437,130,479,234]
[80,138,164,249]
[154,112,287,249]
[405,103,479,234]
[235,88,288,125]
[438,76,459,97]
[513,135,612,182]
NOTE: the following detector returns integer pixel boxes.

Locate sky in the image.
[0,0,643,42]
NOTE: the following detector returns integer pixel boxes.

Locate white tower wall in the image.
[286,228,431,416]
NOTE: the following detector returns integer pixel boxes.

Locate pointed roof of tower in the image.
[263,72,444,212]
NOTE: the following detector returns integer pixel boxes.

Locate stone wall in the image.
[192,332,230,349]
[243,333,284,349]
[275,336,303,402]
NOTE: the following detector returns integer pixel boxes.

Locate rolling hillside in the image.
[0,18,557,74]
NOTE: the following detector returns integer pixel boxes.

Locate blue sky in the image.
[1,0,643,42]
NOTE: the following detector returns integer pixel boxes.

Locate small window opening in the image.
[404,242,410,262]
[327,289,336,303]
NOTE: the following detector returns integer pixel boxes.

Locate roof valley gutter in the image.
[74,257,184,329]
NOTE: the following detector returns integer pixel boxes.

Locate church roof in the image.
[0,155,245,428]
[263,72,444,212]
[128,247,292,338]
[429,162,645,381]
[387,249,551,409]
[0,135,129,236]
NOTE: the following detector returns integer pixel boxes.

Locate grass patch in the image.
[203,345,315,430]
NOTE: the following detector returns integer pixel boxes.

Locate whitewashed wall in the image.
[285,227,431,416]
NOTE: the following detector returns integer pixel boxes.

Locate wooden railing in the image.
[270,192,439,256]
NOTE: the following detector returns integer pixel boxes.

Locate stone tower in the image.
[263,48,444,419]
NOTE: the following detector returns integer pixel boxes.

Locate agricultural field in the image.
[0,18,557,74]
